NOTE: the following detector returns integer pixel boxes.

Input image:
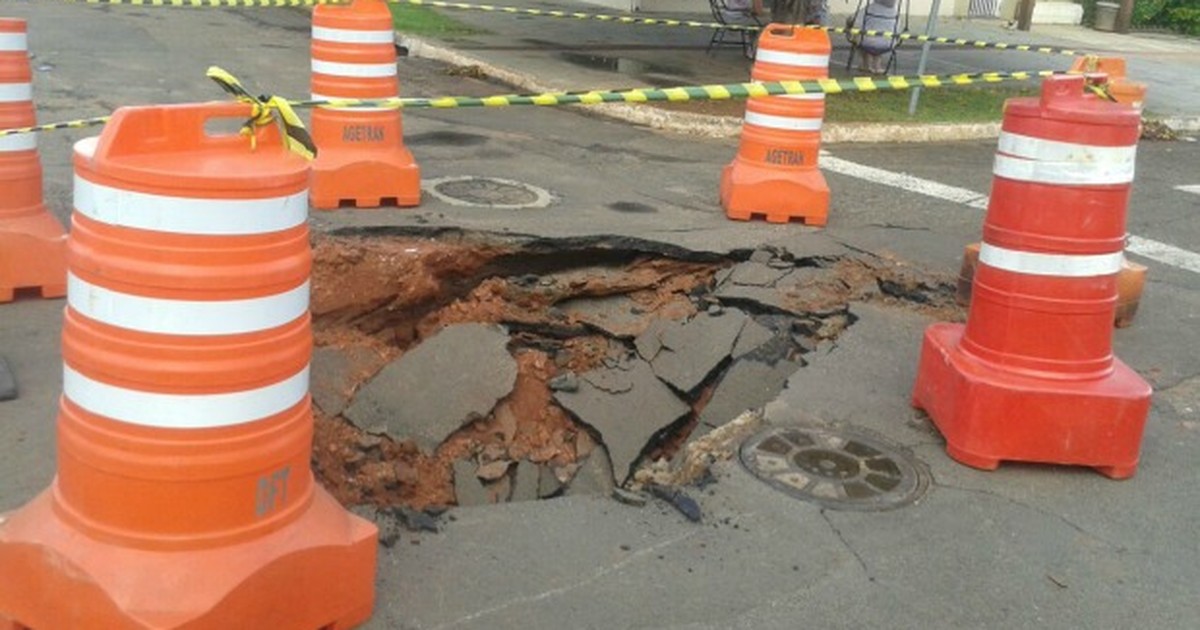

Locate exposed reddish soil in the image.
[307,233,962,512]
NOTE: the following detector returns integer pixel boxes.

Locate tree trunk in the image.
[1113,0,1134,34]
[1015,0,1037,31]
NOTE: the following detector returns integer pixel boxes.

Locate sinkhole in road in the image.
[307,232,960,526]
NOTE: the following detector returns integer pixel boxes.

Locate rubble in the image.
[646,484,703,523]
[554,359,690,481]
[310,345,382,417]
[635,410,767,489]
[564,445,616,496]
[345,323,518,451]
[453,459,488,507]
[511,459,540,502]
[307,235,960,514]
[650,310,749,394]
[695,358,802,435]
[731,318,775,358]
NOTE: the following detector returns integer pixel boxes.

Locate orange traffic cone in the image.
[912,76,1151,479]
[0,18,65,303]
[0,102,377,629]
[720,25,831,226]
[310,0,420,209]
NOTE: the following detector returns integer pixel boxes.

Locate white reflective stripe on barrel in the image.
[311,59,396,79]
[72,172,308,237]
[68,273,310,336]
[999,132,1136,166]
[744,110,822,131]
[979,242,1124,277]
[781,93,826,101]
[0,83,32,102]
[993,153,1135,186]
[0,132,36,152]
[0,33,27,51]
[311,26,395,44]
[753,50,830,68]
[994,132,1137,185]
[64,364,310,429]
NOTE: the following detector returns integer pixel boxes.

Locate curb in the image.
[398,33,1200,142]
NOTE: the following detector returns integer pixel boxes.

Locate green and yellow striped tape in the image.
[290,70,1060,109]
[0,69,1066,137]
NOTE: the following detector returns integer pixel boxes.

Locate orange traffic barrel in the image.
[912,75,1151,479]
[1069,55,1146,110]
[720,25,831,226]
[310,0,420,209]
[0,18,65,303]
[956,242,1147,328]
[0,102,377,629]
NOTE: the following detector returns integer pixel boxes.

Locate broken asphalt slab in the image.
[345,323,518,451]
[554,358,689,482]
[649,309,749,394]
[716,265,849,317]
[310,345,381,418]
[696,358,802,435]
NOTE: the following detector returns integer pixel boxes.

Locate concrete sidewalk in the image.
[398,0,1200,136]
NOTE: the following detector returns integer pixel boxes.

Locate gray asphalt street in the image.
[1,3,1198,629]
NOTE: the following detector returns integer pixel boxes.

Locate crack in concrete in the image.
[819,508,874,582]
[430,530,698,629]
[866,223,933,232]
[934,482,1130,553]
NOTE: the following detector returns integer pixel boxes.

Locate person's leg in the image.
[859,52,874,74]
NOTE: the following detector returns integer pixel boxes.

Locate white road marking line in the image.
[821,155,990,209]
[822,154,1200,275]
[1126,236,1200,274]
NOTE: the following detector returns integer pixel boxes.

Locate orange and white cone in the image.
[310,0,420,209]
[0,102,377,629]
[912,76,1151,479]
[0,18,65,303]
[720,25,831,226]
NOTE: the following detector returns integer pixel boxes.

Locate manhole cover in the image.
[424,176,554,209]
[739,425,929,511]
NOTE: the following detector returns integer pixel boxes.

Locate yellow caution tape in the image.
[293,70,1062,109]
[206,66,317,159]
[0,68,1069,137]
[66,0,1089,57]
[0,116,111,137]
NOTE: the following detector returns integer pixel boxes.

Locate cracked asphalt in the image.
[0,3,1198,629]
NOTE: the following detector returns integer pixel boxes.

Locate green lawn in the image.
[825,84,1042,124]
[389,3,485,36]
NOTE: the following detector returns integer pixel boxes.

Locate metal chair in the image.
[845,0,909,75]
[708,0,763,59]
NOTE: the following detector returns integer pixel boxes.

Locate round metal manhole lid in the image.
[739,424,929,511]
[424,176,554,209]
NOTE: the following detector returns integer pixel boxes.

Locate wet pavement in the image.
[0,3,1199,630]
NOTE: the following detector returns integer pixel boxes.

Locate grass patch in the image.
[825,84,1041,124]
[643,83,1040,123]
[389,3,484,36]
